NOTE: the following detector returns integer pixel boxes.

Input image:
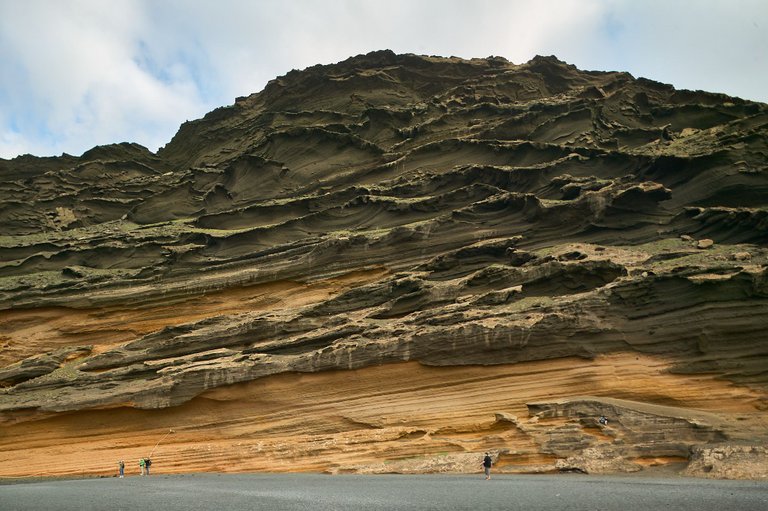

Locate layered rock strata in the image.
[1,51,767,479]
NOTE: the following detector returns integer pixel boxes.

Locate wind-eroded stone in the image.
[1,51,767,479]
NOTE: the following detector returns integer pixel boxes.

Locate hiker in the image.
[118,460,125,478]
[145,458,152,475]
[482,452,493,480]
[139,457,146,476]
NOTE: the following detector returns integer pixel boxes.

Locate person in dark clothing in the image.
[482,453,492,480]
[145,458,152,475]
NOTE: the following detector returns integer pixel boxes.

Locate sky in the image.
[1,0,766,159]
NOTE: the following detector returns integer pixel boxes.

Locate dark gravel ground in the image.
[2,473,767,511]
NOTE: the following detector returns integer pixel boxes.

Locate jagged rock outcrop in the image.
[684,444,768,479]
[1,50,767,479]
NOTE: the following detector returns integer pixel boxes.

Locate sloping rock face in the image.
[1,50,767,479]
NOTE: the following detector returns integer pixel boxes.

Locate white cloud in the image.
[547,0,768,101]
[0,0,766,159]
[0,0,207,158]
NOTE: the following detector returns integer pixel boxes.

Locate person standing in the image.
[139,458,146,476]
[145,458,152,475]
[482,452,493,480]
[118,460,125,478]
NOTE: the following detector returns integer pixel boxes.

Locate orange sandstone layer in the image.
[1,353,764,479]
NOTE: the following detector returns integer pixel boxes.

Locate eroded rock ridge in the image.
[1,51,767,479]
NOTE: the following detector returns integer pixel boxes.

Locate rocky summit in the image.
[1,50,767,480]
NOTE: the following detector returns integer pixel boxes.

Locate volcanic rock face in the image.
[1,50,767,479]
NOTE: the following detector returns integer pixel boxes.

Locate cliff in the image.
[1,50,767,480]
